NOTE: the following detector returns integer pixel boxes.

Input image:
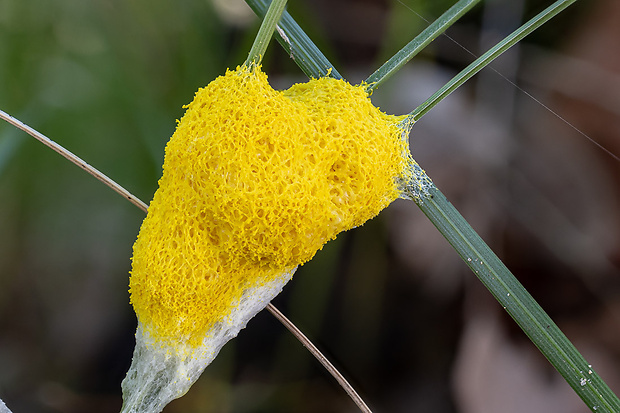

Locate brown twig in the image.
[0,109,149,213]
[265,303,372,413]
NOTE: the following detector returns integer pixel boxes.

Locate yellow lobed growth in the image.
[129,65,410,348]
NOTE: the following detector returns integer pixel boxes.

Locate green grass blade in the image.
[410,0,578,121]
[248,1,620,410]
[408,183,620,413]
[245,0,289,66]
[245,0,342,79]
[365,0,481,92]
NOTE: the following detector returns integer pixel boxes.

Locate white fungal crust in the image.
[120,268,295,413]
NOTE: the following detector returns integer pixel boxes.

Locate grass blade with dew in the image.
[365,0,481,92]
[410,0,578,121]
[408,184,620,412]
[245,0,342,79]
[255,0,620,410]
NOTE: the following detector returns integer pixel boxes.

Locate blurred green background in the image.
[1,0,620,412]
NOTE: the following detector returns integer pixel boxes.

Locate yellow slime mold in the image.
[129,65,410,347]
[122,65,420,413]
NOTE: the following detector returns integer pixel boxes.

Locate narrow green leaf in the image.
[410,0,578,121]
[365,0,481,92]
[246,1,620,411]
[245,0,289,66]
[409,183,620,413]
[245,0,342,79]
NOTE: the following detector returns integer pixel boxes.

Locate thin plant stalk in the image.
[245,0,289,66]
[0,108,373,413]
[266,305,372,413]
[245,0,342,79]
[410,0,578,121]
[365,0,481,92]
[0,109,149,213]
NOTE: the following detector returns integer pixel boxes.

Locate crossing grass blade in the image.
[365,0,481,92]
[410,184,620,413]
[245,0,342,79]
[410,0,579,121]
[245,0,620,410]
[245,0,288,66]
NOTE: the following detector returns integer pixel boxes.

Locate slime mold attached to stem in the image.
[122,63,424,412]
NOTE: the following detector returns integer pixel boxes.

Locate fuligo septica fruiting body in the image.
[122,65,421,413]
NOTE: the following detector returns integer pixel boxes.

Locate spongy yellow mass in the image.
[129,66,410,347]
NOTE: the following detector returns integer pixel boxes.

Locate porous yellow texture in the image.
[129,65,410,347]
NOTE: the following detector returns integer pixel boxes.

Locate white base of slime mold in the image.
[0,398,12,413]
[120,268,296,413]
